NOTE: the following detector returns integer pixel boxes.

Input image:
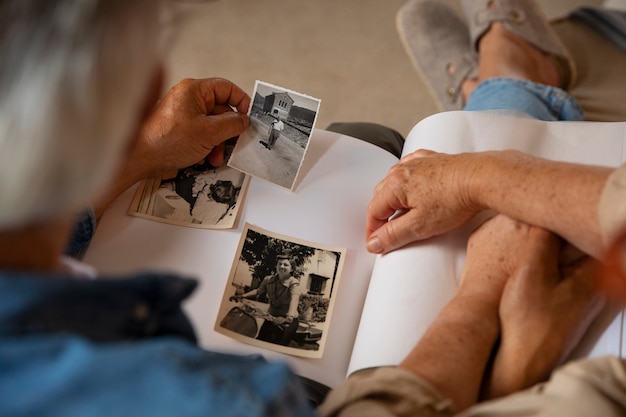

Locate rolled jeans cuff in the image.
[464,78,584,121]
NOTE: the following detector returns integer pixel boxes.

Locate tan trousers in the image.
[460,356,626,417]
[319,357,626,417]
[553,18,626,122]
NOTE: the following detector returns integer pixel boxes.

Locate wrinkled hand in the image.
[130,77,250,180]
[366,149,483,254]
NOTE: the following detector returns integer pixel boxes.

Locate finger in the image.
[399,148,440,164]
[211,104,234,116]
[366,206,399,242]
[598,261,626,303]
[201,111,250,144]
[207,143,225,167]
[598,234,626,303]
[559,243,588,269]
[561,259,607,314]
[199,78,251,114]
[529,228,562,265]
[366,165,420,228]
[366,210,424,254]
[367,154,435,234]
[365,183,404,240]
[562,256,595,280]
[519,228,562,286]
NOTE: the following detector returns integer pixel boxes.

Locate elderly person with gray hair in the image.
[0,1,315,416]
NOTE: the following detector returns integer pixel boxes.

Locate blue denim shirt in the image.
[0,272,317,417]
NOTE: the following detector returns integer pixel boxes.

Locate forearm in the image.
[287,293,299,318]
[472,151,612,258]
[399,294,500,412]
[242,289,258,299]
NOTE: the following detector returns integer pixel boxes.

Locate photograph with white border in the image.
[227,80,321,190]
[128,162,249,229]
[215,223,345,358]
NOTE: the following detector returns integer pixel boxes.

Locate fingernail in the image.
[367,237,383,254]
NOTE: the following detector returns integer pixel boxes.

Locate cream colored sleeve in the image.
[317,367,454,417]
[598,164,626,247]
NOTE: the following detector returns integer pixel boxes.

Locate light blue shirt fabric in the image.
[0,273,317,417]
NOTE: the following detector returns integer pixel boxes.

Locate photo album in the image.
[83,80,626,393]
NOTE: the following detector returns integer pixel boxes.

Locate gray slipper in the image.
[397,0,478,111]
[461,0,576,89]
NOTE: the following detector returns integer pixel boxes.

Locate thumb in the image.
[366,211,425,254]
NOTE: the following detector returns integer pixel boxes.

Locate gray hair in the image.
[0,0,161,227]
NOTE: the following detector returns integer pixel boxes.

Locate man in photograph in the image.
[265,117,284,150]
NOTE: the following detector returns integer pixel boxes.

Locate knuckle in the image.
[373,180,386,194]
[384,221,405,247]
[406,218,424,240]
[177,78,196,90]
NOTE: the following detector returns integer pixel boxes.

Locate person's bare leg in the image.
[461,22,560,100]
[481,228,606,399]
[400,215,536,412]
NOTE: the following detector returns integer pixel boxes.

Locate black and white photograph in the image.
[215,223,345,358]
[128,162,250,229]
[227,80,321,190]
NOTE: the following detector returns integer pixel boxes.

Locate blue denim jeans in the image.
[464,78,584,121]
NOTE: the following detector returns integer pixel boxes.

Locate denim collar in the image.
[0,272,199,343]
